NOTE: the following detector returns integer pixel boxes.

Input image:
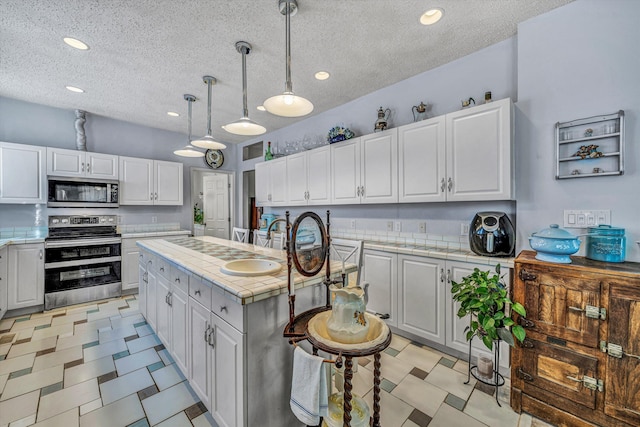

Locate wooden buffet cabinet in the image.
[511,251,640,427]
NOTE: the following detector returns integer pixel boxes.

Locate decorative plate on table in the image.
[205,149,224,169]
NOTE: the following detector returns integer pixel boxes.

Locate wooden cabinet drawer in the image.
[212,292,244,332]
[189,276,212,311]
[170,265,189,294]
[517,264,602,348]
[516,338,599,410]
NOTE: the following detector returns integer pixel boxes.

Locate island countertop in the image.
[136,235,354,305]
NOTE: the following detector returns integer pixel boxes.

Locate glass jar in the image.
[585,225,626,263]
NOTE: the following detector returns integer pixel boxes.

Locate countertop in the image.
[0,228,47,250]
[137,236,355,306]
[362,240,515,268]
[120,230,191,239]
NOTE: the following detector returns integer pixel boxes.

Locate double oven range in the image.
[44,215,122,310]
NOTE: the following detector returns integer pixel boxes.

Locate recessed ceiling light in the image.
[256,105,266,111]
[420,8,444,25]
[63,37,89,50]
[65,86,84,93]
[167,112,180,117]
[315,71,330,80]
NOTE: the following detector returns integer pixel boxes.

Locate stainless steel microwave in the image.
[47,177,119,208]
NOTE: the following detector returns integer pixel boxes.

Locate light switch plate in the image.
[418,222,426,233]
[563,210,611,228]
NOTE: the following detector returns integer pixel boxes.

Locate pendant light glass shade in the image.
[224,42,266,136]
[191,76,227,150]
[263,0,313,118]
[174,94,205,158]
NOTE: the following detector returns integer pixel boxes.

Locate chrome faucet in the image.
[266,218,286,240]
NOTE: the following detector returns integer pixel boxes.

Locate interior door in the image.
[204,174,230,239]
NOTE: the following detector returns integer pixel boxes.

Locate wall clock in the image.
[205,149,224,169]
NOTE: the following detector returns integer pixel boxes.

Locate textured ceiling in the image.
[0,0,572,144]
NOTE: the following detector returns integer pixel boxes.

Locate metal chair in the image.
[330,238,364,287]
[232,227,250,243]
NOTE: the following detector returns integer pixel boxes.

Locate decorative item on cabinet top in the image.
[373,106,391,132]
[327,125,355,144]
[411,101,428,122]
[555,110,624,179]
[461,97,475,109]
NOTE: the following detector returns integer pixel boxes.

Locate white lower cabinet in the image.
[361,249,397,327]
[363,248,511,366]
[141,249,245,426]
[0,247,7,319]
[187,296,245,427]
[188,298,212,409]
[137,261,147,319]
[398,255,446,345]
[210,311,244,427]
[8,243,44,310]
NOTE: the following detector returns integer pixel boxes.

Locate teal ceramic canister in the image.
[585,225,626,263]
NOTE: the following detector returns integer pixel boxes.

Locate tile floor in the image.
[0,296,553,427]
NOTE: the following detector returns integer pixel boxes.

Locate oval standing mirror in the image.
[291,212,327,277]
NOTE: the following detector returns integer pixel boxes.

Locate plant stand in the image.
[464,334,505,406]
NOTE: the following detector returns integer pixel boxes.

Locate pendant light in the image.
[224,42,266,136]
[174,94,204,158]
[191,76,227,150]
[263,0,313,117]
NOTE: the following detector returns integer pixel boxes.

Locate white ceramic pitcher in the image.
[326,284,370,344]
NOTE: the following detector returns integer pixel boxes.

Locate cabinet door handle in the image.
[150,192,154,200]
[220,306,228,313]
[81,163,85,172]
[517,367,534,382]
[175,277,180,283]
[139,253,143,259]
[195,290,201,296]
[440,178,446,193]
[87,163,91,173]
[165,294,169,304]
[447,177,453,192]
[204,323,210,342]
[440,268,445,283]
[39,250,43,260]
[160,267,164,272]
[155,192,158,200]
[446,269,451,284]
[360,186,364,196]
[208,327,215,348]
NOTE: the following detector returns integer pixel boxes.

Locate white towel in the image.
[290,346,328,425]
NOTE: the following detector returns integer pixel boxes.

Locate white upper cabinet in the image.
[398,117,447,203]
[255,157,287,207]
[445,97,513,201]
[331,129,398,205]
[154,160,183,205]
[0,142,47,204]
[331,137,361,205]
[360,130,398,204]
[119,156,183,205]
[286,146,331,206]
[47,148,118,179]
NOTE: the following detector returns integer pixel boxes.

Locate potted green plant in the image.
[450,264,526,350]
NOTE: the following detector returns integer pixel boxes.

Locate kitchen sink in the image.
[220,259,282,276]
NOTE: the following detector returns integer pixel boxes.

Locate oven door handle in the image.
[45,237,122,248]
[45,256,122,269]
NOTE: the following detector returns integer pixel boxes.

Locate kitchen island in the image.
[137,235,354,427]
